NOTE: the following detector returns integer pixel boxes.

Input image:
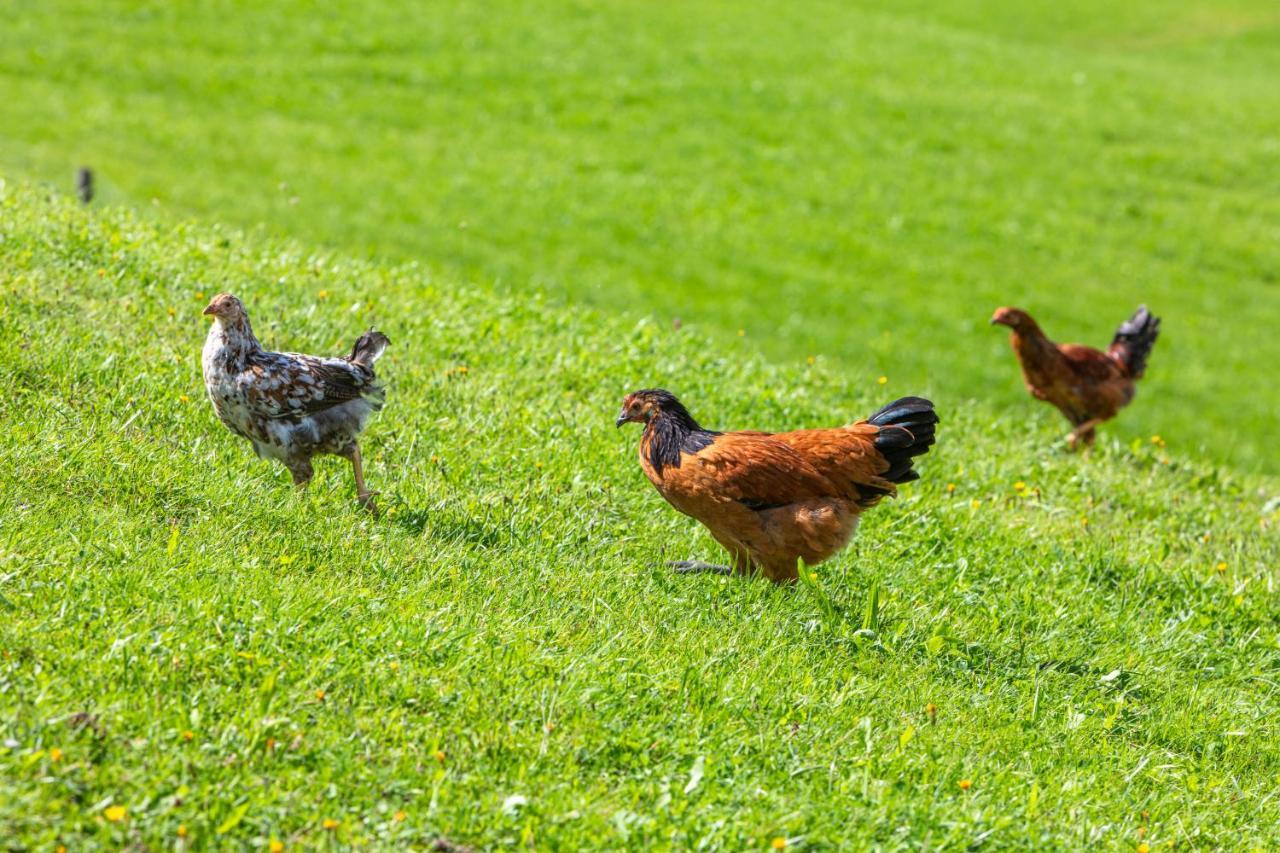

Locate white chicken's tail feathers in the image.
[349,328,390,367]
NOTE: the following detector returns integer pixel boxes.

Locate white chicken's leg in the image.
[349,444,379,514]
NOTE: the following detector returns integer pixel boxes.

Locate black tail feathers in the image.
[868,396,939,485]
[1109,305,1160,379]
[349,328,390,367]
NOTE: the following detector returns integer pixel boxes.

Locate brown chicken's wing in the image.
[664,432,839,510]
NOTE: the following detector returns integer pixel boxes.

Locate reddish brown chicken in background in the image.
[991,305,1160,449]
[617,390,938,583]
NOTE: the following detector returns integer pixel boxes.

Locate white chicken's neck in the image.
[208,315,262,368]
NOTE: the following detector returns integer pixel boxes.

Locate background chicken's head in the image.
[990,306,1035,331]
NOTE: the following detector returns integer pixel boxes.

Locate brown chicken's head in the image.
[202,292,247,321]
[990,306,1034,330]
[616,389,683,428]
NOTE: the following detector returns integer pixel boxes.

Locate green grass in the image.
[2,183,1279,849]
[2,0,1280,473]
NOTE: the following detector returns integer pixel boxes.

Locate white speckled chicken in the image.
[201,293,389,512]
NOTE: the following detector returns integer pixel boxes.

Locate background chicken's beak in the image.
[615,411,629,428]
[203,305,216,316]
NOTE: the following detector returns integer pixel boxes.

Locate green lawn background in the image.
[2,0,1278,472]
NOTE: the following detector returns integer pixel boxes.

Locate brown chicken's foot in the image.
[357,490,381,515]
[667,560,733,576]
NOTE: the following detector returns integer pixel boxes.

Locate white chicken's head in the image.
[203,292,247,321]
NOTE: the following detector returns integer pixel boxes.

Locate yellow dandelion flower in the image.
[393,810,407,822]
[49,747,63,762]
[196,291,205,300]
[806,356,815,365]
[434,749,446,763]
[958,779,972,791]
[179,394,190,404]
[269,840,284,853]
[167,307,176,317]
[57,846,67,853]
[737,329,745,336]
[925,703,937,720]
[1138,844,1150,853]
[318,289,329,299]
[315,689,326,701]
[389,661,399,671]
[970,499,981,509]
[772,838,787,850]
[182,730,194,741]
[104,805,127,822]
[1081,517,1089,526]
[1216,562,1227,573]
[322,818,340,831]
[1014,481,1026,491]
[178,824,188,838]
[877,376,888,385]
[946,483,956,493]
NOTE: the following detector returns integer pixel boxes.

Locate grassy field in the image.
[2,0,1279,473]
[2,183,1279,848]
[3,0,1280,848]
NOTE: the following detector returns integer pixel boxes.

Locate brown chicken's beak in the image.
[202,304,216,316]
[615,410,629,428]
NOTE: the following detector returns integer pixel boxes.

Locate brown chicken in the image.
[991,305,1160,449]
[616,390,938,583]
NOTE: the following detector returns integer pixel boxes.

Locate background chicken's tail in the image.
[867,397,938,484]
[1108,306,1160,379]
[349,328,390,367]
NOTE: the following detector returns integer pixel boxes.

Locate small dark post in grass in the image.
[76,167,93,204]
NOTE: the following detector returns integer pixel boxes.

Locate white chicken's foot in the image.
[666,560,733,575]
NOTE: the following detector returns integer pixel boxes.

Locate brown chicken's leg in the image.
[347,444,380,514]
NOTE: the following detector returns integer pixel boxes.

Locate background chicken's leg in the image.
[1067,419,1102,450]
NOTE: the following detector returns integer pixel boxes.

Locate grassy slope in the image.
[1,0,1279,473]
[2,184,1278,849]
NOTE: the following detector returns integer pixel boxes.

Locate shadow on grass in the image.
[393,506,506,549]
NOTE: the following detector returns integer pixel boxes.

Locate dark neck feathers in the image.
[643,402,717,475]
